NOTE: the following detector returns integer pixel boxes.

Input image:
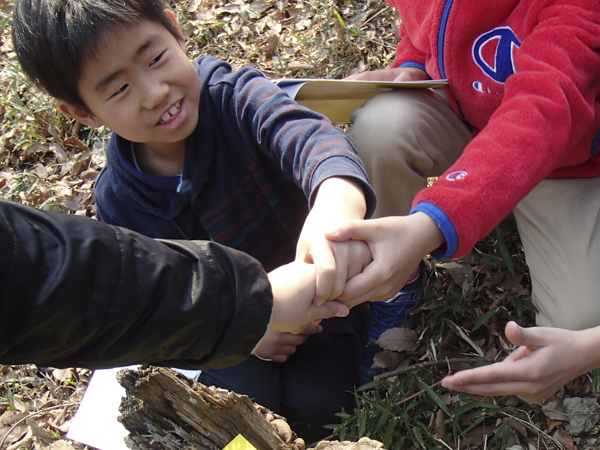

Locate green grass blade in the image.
[495,228,515,277]
[472,306,499,332]
[415,376,451,416]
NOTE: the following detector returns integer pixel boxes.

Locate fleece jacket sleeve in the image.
[392,21,428,73]
[413,3,600,259]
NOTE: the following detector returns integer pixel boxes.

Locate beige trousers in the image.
[349,89,600,330]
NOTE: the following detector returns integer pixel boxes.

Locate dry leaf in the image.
[450,322,484,357]
[499,271,525,291]
[187,0,203,13]
[439,393,452,406]
[0,411,25,427]
[0,423,28,444]
[434,409,447,438]
[546,418,564,431]
[438,261,474,287]
[63,136,86,152]
[542,401,569,421]
[27,418,58,445]
[552,428,574,450]
[464,425,495,446]
[70,153,91,177]
[509,418,528,438]
[52,369,70,383]
[48,440,78,450]
[565,376,592,397]
[375,327,419,353]
[241,1,272,19]
[264,35,279,59]
[6,429,33,450]
[371,350,402,371]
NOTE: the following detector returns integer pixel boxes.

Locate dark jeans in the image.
[198,309,366,444]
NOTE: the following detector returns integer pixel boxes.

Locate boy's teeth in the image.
[160,102,181,123]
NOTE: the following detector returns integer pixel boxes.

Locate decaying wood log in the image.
[117,366,303,450]
[310,438,385,449]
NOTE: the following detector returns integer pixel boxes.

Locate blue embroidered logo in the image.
[446,171,467,181]
[472,27,521,84]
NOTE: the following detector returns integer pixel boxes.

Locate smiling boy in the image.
[12,0,377,442]
[64,16,199,177]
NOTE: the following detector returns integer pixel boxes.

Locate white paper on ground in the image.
[67,366,201,450]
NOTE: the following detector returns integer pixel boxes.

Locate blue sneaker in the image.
[359,266,425,385]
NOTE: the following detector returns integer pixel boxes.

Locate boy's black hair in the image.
[12,0,183,113]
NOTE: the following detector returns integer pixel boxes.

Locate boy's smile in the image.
[61,15,200,174]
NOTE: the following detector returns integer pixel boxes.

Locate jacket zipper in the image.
[437,0,472,126]
[438,0,453,79]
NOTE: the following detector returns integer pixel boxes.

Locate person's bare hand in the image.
[442,321,600,403]
[325,212,444,306]
[296,177,369,305]
[267,261,350,332]
[303,238,372,307]
[252,324,322,363]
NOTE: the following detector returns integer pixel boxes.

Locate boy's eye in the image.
[150,50,166,66]
[109,84,128,99]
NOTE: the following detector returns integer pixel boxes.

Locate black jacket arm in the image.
[0,200,272,370]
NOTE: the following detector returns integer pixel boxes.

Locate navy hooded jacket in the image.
[94,56,375,272]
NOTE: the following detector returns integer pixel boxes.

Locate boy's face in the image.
[60,14,200,154]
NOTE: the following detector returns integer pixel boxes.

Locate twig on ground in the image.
[376,356,497,380]
[0,402,80,448]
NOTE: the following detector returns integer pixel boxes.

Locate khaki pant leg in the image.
[348,89,472,218]
[514,177,600,330]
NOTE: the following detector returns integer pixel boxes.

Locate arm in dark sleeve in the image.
[0,200,272,370]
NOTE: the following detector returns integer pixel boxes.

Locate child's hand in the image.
[252,324,322,363]
[296,177,370,305]
[322,239,373,303]
[267,261,350,333]
[441,322,600,404]
[345,67,429,82]
[326,212,444,307]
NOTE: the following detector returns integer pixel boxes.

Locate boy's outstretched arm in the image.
[267,261,349,333]
[441,322,600,404]
[325,212,445,307]
[296,177,372,305]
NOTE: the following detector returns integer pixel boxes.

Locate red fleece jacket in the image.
[387,0,600,258]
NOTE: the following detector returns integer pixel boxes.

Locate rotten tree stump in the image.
[117,366,303,450]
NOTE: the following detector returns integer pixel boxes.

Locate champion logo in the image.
[446,171,467,181]
[472,26,521,84]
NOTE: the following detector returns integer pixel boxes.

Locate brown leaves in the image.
[376,327,419,353]
[370,350,402,371]
[183,0,397,79]
[0,366,90,449]
[552,429,574,450]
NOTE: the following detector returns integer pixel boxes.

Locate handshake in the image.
[266,261,351,334]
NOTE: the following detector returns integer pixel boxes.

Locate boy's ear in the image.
[57,100,103,128]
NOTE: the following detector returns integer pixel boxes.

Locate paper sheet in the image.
[67,366,200,449]
[275,78,447,123]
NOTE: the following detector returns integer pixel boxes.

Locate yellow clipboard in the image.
[275,78,447,123]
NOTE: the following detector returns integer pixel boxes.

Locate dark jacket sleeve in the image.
[0,200,272,370]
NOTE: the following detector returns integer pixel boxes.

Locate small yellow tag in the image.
[223,434,258,450]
